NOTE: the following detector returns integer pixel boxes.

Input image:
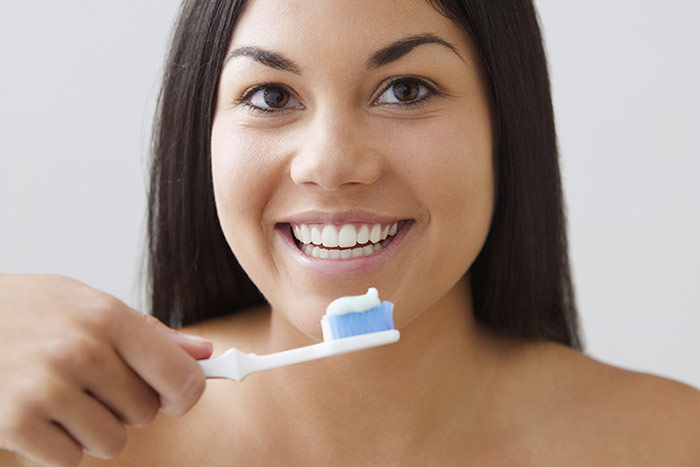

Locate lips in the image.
[275,217,413,275]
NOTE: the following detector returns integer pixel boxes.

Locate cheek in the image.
[437,126,494,236]
[383,115,494,273]
[210,123,282,264]
[386,117,494,225]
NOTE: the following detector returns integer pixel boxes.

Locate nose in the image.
[290,109,382,190]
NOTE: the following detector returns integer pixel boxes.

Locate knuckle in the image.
[54,273,78,285]
[87,296,139,343]
[165,369,206,417]
[0,409,32,447]
[45,335,101,374]
[132,393,160,427]
[140,313,168,334]
[50,274,81,290]
[3,382,48,429]
[123,388,160,427]
[141,312,160,326]
[181,368,206,405]
[82,419,127,461]
[41,379,71,409]
[100,424,127,459]
[82,418,127,461]
[88,296,122,328]
[52,449,83,467]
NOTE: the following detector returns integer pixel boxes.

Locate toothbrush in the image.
[198,288,400,381]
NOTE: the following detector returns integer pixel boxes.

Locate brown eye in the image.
[375,77,435,106]
[244,84,303,113]
[392,81,420,101]
[262,87,289,108]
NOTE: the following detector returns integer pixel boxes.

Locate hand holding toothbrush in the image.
[0,274,213,467]
[0,276,399,466]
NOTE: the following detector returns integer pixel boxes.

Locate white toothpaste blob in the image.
[320,288,384,340]
[325,288,380,316]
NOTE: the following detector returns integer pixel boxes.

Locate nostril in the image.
[289,145,382,190]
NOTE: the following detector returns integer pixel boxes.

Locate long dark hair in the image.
[148,0,583,349]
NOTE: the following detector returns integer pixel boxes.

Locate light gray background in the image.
[1,1,698,387]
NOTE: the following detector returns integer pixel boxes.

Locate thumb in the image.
[143,314,214,360]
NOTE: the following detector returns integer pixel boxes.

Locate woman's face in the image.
[211,0,494,338]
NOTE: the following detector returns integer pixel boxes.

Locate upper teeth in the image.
[292,222,399,248]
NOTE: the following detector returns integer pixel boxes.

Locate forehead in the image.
[229,0,472,65]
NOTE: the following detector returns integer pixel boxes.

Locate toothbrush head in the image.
[320,288,395,340]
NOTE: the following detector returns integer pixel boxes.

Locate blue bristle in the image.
[328,301,394,339]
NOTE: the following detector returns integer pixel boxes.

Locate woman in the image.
[1,0,699,465]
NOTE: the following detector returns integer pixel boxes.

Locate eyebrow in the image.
[225,33,461,74]
[366,33,462,68]
[226,46,302,74]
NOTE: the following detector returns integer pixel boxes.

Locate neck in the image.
[238,275,506,460]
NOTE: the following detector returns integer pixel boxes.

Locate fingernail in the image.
[159,404,179,418]
[159,396,183,418]
[181,333,210,344]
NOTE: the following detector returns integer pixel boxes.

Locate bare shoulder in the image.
[600,360,700,463]
[512,341,700,465]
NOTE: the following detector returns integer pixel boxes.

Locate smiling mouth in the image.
[288,221,406,259]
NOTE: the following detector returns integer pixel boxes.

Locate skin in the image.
[2,0,699,465]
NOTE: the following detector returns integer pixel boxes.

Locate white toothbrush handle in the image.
[198,330,399,382]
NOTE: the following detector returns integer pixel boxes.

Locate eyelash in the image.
[237,83,300,115]
[375,77,441,109]
[236,76,441,115]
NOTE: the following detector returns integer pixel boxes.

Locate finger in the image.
[110,312,208,418]
[165,333,214,360]
[6,418,82,467]
[143,314,213,359]
[78,345,160,428]
[50,387,126,461]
